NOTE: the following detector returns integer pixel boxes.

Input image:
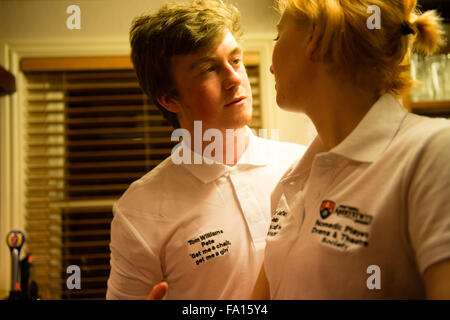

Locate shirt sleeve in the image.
[106,203,164,299]
[408,126,450,276]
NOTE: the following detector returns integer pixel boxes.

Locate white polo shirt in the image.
[106,127,306,299]
[265,94,450,299]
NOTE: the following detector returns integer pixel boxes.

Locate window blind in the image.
[21,54,262,299]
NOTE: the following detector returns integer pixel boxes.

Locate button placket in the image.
[229,171,266,244]
[311,154,339,201]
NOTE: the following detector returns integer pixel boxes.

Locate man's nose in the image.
[223,64,242,90]
[270,65,274,74]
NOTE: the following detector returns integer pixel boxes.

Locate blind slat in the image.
[28,94,147,104]
[28,137,172,147]
[21,56,134,72]
[28,105,156,114]
[27,126,172,136]
[28,115,166,125]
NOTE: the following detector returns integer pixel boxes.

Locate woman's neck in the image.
[306,78,378,151]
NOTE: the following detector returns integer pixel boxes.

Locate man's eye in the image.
[203,66,215,73]
[274,35,279,41]
[233,58,241,65]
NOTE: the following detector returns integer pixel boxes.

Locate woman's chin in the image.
[276,100,303,114]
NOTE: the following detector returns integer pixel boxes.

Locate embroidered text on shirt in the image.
[187,230,231,267]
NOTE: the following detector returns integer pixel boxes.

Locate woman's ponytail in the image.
[410,9,446,55]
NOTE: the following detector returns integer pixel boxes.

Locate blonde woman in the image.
[253,0,450,299]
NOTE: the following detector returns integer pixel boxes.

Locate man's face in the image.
[160,30,253,133]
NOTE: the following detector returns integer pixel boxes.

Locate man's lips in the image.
[225,96,246,107]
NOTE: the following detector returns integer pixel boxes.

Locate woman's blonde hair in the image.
[278,0,446,96]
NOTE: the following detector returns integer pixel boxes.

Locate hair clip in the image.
[401,21,415,36]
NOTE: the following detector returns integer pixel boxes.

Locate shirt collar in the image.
[179,126,269,184]
[331,93,407,163]
[279,94,407,188]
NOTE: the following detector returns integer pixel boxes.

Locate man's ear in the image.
[305,23,321,60]
[157,95,181,113]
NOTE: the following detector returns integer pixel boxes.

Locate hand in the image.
[146,281,168,300]
[424,258,450,299]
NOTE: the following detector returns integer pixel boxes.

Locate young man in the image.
[106,0,305,299]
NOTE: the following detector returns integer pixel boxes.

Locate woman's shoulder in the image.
[398,113,450,147]
[391,114,450,169]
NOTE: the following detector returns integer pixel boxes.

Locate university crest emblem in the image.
[320,200,335,219]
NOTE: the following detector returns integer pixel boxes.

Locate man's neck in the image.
[222,126,250,166]
[183,125,250,166]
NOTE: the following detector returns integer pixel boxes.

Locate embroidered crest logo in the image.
[320,200,335,219]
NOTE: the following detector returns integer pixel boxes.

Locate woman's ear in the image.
[305,23,321,60]
[157,95,181,113]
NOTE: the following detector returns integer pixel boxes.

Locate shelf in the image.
[410,100,450,109]
[409,100,450,117]
[410,100,450,115]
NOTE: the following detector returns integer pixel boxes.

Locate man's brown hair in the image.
[130,0,242,128]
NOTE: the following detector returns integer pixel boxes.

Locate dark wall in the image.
[418,0,450,22]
